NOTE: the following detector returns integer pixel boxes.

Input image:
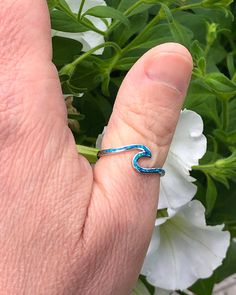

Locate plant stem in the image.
[77,145,99,164]
[59,42,122,77]
[172,2,202,12]
[121,9,162,55]
[71,42,121,67]
[80,19,106,35]
[106,0,144,36]
[124,0,144,15]
[105,2,203,70]
[192,163,215,171]
[78,0,86,19]
[57,1,105,36]
[57,3,77,20]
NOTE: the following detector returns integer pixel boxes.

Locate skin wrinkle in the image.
[145,52,193,92]
[110,79,183,151]
[109,110,167,171]
[0,4,193,290]
[0,80,23,142]
[74,233,109,293]
[84,177,153,294]
[0,1,50,65]
[0,2,26,65]
[114,102,175,150]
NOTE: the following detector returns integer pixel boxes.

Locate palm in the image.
[0,1,192,294]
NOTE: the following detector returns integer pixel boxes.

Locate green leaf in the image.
[206,175,218,216]
[77,92,112,137]
[214,129,236,146]
[69,60,103,92]
[204,73,236,98]
[228,98,236,131]
[209,182,236,225]
[113,11,149,46]
[185,81,221,127]
[197,57,207,75]
[190,240,236,295]
[128,23,177,51]
[84,6,130,26]
[57,0,72,13]
[52,37,82,66]
[50,10,88,32]
[161,4,193,46]
[47,0,57,10]
[227,52,235,79]
[106,0,120,8]
[114,57,138,71]
[202,0,234,8]
[214,240,236,282]
[194,151,236,189]
[132,279,151,295]
[191,40,205,63]
[174,11,206,44]
[190,276,214,295]
[117,0,155,16]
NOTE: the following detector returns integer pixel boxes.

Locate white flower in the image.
[52,0,110,54]
[96,126,107,148]
[159,109,207,209]
[141,200,230,291]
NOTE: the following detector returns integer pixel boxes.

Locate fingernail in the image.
[146,51,193,94]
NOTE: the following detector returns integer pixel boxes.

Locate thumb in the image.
[94,42,193,207]
[91,43,192,284]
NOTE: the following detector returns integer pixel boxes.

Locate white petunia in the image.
[96,126,107,148]
[158,109,207,209]
[141,200,230,291]
[52,0,110,54]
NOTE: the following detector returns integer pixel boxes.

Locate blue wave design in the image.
[97,144,165,176]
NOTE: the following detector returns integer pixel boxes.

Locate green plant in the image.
[49,0,236,293]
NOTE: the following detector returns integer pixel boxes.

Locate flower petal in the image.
[158,110,207,209]
[53,0,109,54]
[80,30,106,53]
[142,201,230,290]
[158,158,197,209]
[170,109,207,171]
[66,0,110,30]
[96,126,106,149]
[66,0,107,13]
[52,30,105,55]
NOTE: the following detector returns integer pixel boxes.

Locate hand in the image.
[0,1,193,294]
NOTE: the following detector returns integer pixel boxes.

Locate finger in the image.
[87,43,193,291]
[0,0,65,136]
[1,0,52,65]
[95,42,192,197]
[95,42,193,202]
[0,0,71,153]
[0,1,91,202]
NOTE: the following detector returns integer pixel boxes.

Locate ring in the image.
[97,144,165,176]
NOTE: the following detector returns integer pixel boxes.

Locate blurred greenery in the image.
[48,0,236,293]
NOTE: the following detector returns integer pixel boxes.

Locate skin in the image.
[0,0,193,294]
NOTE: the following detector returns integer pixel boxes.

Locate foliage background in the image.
[48,0,236,293]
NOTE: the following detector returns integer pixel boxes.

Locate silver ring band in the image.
[97,144,165,176]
